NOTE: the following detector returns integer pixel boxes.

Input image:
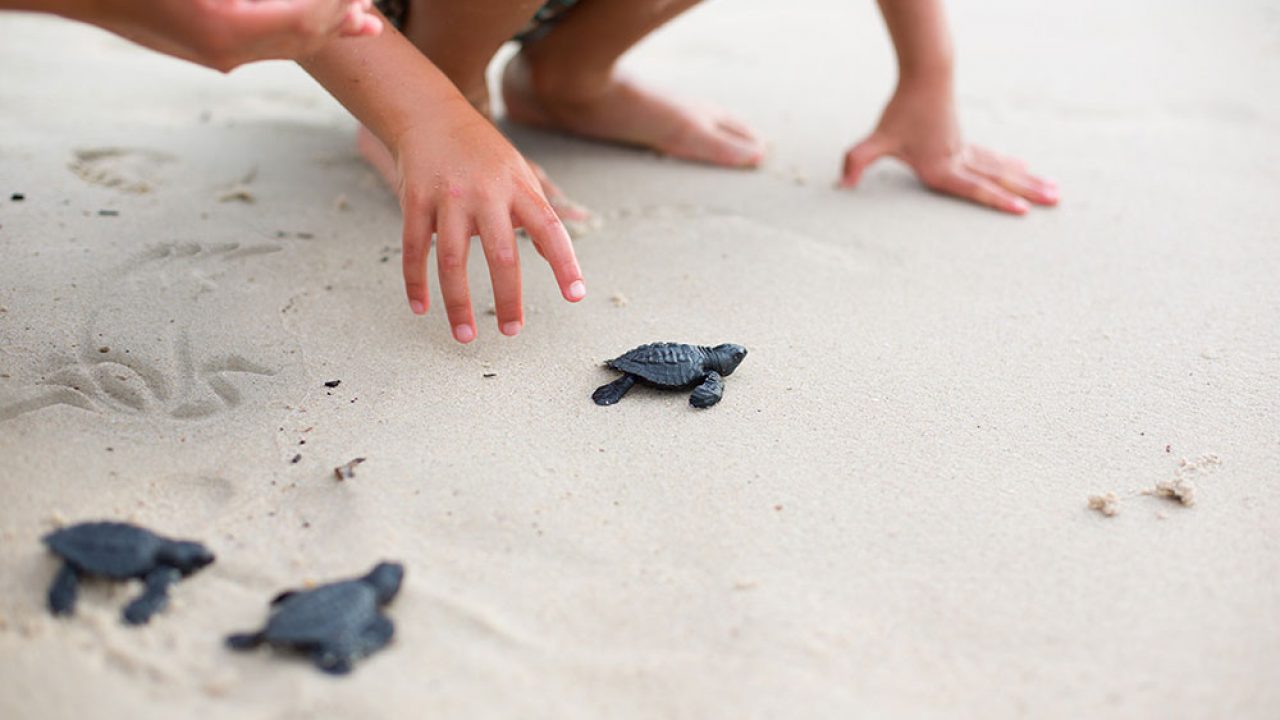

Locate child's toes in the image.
[664,121,763,168]
[715,115,760,143]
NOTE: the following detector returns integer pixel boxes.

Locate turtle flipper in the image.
[359,615,395,657]
[592,374,637,406]
[225,631,266,650]
[48,563,80,616]
[312,644,356,675]
[689,372,725,409]
[122,566,181,625]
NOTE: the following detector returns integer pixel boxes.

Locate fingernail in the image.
[454,324,475,343]
[410,300,425,315]
[501,321,521,337]
[567,280,586,301]
[1012,199,1030,214]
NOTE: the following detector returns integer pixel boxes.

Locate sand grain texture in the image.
[1,1,1279,718]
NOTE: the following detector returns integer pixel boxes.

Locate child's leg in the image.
[402,0,544,116]
[359,0,589,221]
[503,0,764,168]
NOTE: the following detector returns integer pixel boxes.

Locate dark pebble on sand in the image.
[290,454,302,464]
[10,193,24,201]
[98,209,118,217]
[324,380,341,388]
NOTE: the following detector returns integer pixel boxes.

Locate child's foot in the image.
[501,53,765,169]
[356,125,592,226]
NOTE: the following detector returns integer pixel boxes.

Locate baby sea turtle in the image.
[592,342,748,409]
[43,521,215,624]
[226,562,404,675]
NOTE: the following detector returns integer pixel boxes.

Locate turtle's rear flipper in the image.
[592,374,637,406]
[313,645,355,675]
[48,563,80,616]
[690,372,725,409]
[226,631,266,650]
[122,566,181,625]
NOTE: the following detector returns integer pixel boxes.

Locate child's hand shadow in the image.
[839,82,1059,215]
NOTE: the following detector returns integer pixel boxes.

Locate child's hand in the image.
[839,81,1058,214]
[393,100,586,343]
[80,0,383,73]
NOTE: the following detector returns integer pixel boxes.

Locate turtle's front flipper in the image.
[48,563,80,616]
[359,615,395,658]
[225,631,266,650]
[122,566,180,625]
[312,643,356,675]
[689,372,725,409]
[592,374,637,406]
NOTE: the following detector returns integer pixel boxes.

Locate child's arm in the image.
[2,0,381,72]
[839,0,1058,214]
[299,24,585,343]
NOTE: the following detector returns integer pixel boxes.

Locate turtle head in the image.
[710,344,748,376]
[365,562,405,604]
[160,541,215,575]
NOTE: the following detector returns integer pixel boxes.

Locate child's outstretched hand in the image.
[67,0,382,72]
[839,81,1058,215]
[393,99,586,344]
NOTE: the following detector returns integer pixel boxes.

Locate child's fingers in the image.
[338,5,366,36]
[840,136,892,188]
[513,191,585,303]
[527,163,591,223]
[985,169,1059,207]
[401,201,434,315]
[929,167,1029,215]
[967,155,1059,206]
[436,206,477,343]
[476,211,523,337]
[356,14,384,36]
[969,145,1028,172]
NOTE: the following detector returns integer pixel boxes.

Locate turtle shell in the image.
[607,343,710,388]
[43,522,163,579]
[262,581,378,647]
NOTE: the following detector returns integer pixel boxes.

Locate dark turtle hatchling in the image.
[226,562,404,675]
[43,521,215,624]
[592,342,748,409]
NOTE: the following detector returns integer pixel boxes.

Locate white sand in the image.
[1,1,1278,717]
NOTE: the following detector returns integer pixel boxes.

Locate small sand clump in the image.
[1144,453,1221,507]
[1088,493,1120,517]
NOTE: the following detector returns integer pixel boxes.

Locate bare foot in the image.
[502,53,764,168]
[356,122,591,226]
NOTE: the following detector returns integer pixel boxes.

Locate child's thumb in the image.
[840,136,890,188]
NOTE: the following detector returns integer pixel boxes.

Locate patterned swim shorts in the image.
[373,0,579,42]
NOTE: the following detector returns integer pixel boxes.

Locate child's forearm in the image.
[2,0,96,20]
[298,23,469,153]
[875,0,955,87]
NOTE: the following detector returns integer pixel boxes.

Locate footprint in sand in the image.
[69,148,176,194]
[0,325,277,422]
[0,240,287,423]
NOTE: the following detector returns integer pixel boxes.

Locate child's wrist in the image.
[897,56,954,91]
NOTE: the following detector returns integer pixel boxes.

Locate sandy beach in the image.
[1,1,1278,717]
